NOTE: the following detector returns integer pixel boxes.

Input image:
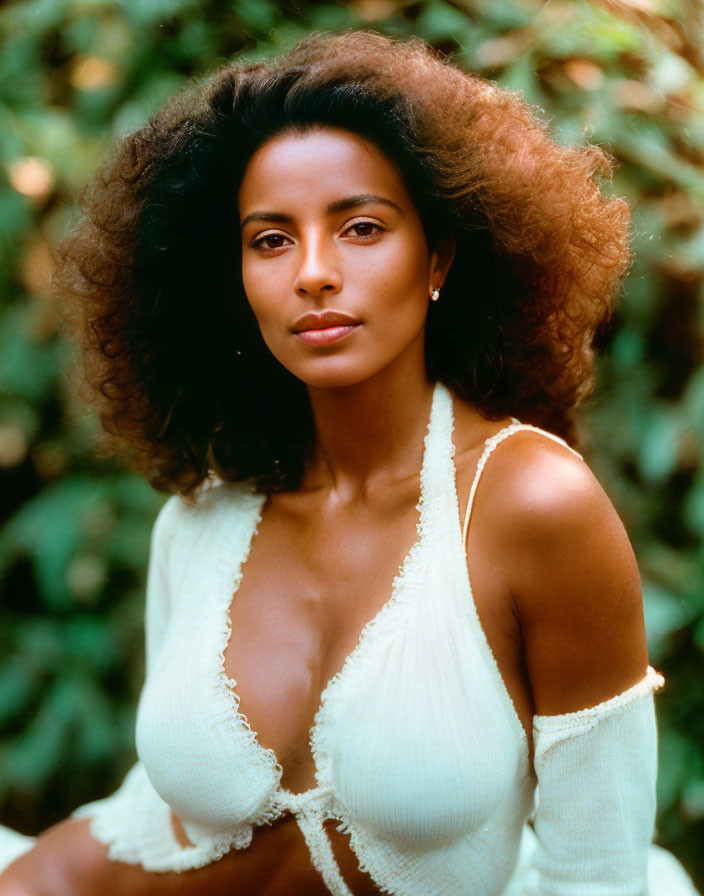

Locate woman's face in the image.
[238,126,453,389]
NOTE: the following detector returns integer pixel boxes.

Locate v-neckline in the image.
[218,382,445,798]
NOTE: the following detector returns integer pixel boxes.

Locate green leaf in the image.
[657,726,697,813]
[650,48,695,94]
[637,406,681,484]
[0,305,64,401]
[0,103,24,161]
[117,0,202,27]
[0,477,111,611]
[614,123,704,202]
[497,54,542,104]
[642,580,694,661]
[472,0,535,30]
[111,71,187,135]
[415,0,474,44]
[609,328,644,371]
[539,4,642,61]
[0,659,36,726]
[0,0,69,34]
[684,475,704,539]
[682,367,704,439]
[0,189,33,255]
[308,4,359,31]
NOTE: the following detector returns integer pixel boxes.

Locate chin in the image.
[286,358,381,390]
[295,369,375,390]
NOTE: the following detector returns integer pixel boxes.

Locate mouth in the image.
[295,324,360,346]
[292,310,362,347]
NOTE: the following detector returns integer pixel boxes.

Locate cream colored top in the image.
[2,382,693,895]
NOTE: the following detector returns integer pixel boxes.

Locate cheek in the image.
[241,265,283,330]
[345,240,428,300]
[364,236,431,314]
[376,229,430,283]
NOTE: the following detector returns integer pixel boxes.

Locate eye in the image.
[251,232,290,250]
[345,221,382,239]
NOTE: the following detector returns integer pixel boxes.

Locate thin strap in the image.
[294,807,354,896]
[461,421,583,548]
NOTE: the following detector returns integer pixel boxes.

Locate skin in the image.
[0,127,649,896]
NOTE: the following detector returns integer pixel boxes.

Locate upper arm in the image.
[144,495,182,673]
[488,433,649,716]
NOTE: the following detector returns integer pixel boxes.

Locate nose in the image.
[293,232,342,300]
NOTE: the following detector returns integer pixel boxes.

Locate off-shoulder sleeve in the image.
[512,666,700,895]
[0,826,35,871]
[0,496,188,875]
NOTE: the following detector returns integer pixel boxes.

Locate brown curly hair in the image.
[54,29,631,499]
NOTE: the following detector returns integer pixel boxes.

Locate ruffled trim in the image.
[533,665,664,732]
[209,485,284,829]
[309,384,442,795]
[446,402,530,775]
[71,763,236,873]
[0,825,35,872]
[294,801,355,896]
[75,772,258,873]
[332,814,401,896]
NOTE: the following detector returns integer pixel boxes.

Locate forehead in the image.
[237,127,412,212]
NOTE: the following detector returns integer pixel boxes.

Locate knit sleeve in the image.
[0,496,191,876]
[520,666,697,895]
[70,494,203,870]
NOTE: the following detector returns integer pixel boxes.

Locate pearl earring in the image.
[430,288,440,302]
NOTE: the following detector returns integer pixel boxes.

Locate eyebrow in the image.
[239,194,403,229]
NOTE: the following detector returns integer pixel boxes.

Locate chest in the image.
[218,461,532,802]
[222,482,423,793]
[136,388,535,880]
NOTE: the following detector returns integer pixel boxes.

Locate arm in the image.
[529,670,662,895]
[0,818,153,896]
[0,817,237,896]
[490,434,654,892]
[500,437,650,716]
[0,496,202,894]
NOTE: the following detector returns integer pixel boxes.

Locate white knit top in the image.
[49,382,677,894]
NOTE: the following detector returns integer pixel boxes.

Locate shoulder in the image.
[477,428,615,552]
[468,426,650,715]
[150,477,262,561]
[156,476,260,523]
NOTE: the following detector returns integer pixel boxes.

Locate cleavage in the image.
[223,482,423,794]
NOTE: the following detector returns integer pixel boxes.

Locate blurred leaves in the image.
[0,0,702,885]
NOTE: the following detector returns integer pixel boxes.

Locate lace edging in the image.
[309,384,444,791]
[210,490,284,828]
[533,665,664,732]
[332,816,402,896]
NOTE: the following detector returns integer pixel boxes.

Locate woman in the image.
[0,29,698,896]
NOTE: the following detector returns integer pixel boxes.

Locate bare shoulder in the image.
[466,427,650,716]
[477,428,619,547]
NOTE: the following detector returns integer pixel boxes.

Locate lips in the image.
[292,310,361,333]
[292,310,362,347]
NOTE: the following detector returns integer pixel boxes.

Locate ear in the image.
[428,235,456,292]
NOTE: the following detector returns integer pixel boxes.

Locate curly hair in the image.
[54,29,631,499]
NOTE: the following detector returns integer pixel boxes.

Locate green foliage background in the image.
[0,0,702,886]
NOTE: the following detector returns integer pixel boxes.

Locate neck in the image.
[304,363,436,495]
